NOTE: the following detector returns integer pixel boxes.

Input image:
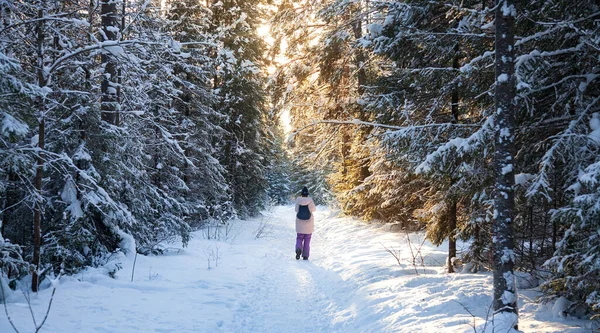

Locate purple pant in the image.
[296,233,312,258]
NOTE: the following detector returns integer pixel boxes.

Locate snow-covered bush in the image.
[543,158,600,318]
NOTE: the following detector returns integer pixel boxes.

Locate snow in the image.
[61,179,84,219]
[1,113,29,138]
[482,312,519,333]
[497,73,509,82]
[73,145,92,162]
[0,206,595,332]
[105,45,125,57]
[116,228,137,257]
[514,173,534,185]
[551,297,573,318]
[589,113,600,143]
[70,18,90,27]
[169,40,182,53]
[368,23,383,35]
[502,164,513,175]
[481,21,494,30]
[415,117,494,174]
[501,3,517,17]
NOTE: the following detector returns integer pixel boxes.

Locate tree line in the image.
[271,0,599,325]
[0,0,296,292]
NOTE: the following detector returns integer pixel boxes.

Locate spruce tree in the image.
[208,0,272,218]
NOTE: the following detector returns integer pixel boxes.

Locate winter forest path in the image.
[229,205,364,332]
[1,206,593,333]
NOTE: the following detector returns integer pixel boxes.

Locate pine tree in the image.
[263,114,293,205]
[0,0,242,282]
[357,0,497,273]
[511,0,600,317]
[208,0,272,218]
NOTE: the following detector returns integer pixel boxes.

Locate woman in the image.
[295,186,316,260]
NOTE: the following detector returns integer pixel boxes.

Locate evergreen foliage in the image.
[270,0,600,318]
[208,0,272,218]
[1,0,599,321]
[0,0,276,285]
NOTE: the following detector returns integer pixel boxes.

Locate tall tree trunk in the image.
[447,43,460,274]
[448,199,457,273]
[32,5,47,292]
[101,0,119,125]
[552,170,558,252]
[341,131,350,177]
[116,0,126,126]
[2,171,18,238]
[351,2,371,182]
[451,43,460,124]
[492,0,518,327]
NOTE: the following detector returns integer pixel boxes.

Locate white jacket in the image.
[295,196,316,234]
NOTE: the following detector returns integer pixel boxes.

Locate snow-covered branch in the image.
[527,96,600,199]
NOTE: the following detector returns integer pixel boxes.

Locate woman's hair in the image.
[301,186,309,197]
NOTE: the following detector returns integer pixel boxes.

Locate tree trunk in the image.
[552,170,558,253]
[529,205,535,270]
[447,43,460,274]
[341,131,350,177]
[451,43,460,124]
[352,12,366,97]
[100,0,119,125]
[32,5,47,292]
[492,0,518,327]
[2,171,18,238]
[352,2,372,183]
[32,120,45,292]
[116,0,126,127]
[448,199,457,273]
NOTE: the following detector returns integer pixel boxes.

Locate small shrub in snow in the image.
[204,245,221,270]
[254,218,273,239]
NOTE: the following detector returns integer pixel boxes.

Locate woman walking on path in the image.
[295,186,316,260]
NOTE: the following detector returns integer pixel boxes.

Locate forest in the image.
[1,0,599,330]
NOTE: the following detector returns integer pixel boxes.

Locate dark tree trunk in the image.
[352,14,366,97]
[32,120,44,292]
[552,171,559,253]
[352,3,371,182]
[100,0,119,125]
[115,0,126,126]
[451,43,460,124]
[492,0,518,326]
[2,171,18,238]
[32,6,46,292]
[447,43,460,274]
[529,205,535,269]
[540,207,548,256]
[552,218,557,253]
[448,200,457,273]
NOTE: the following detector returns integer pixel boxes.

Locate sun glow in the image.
[256,19,293,135]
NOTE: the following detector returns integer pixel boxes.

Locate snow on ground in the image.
[1,205,597,333]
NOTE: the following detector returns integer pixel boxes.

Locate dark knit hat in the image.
[301,186,309,196]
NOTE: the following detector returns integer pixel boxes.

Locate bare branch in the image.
[380,243,402,265]
[0,277,21,333]
[290,119,480,140]
[452,300,478,333]
[35,286,57,333]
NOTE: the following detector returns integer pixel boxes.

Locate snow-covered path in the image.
[229,207,337,331]
[1,206,595,333]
